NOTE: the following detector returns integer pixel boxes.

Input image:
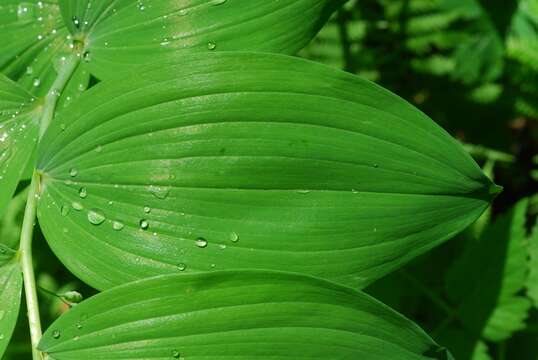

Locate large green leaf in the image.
[0,246,23,359]
[36,52,498,290]
[59,0,343,80]
[0,74,39,218]
[39,271,452,359]
[445,198,531,342]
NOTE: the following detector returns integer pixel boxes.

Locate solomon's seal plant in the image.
[0,1,505,359]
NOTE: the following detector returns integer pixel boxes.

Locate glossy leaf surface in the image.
[39,271,452,359]
[0,75,39,218]
[59,0,343,79]
[36,52,497,290]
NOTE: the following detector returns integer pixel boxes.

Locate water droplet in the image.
[26,66,33,75]
[17,4,34,21]
[147,185,169,199]
[0,334,4,341]
[177,263,186,271]
[195,237,208,248]
[72,16,80,28]
[373,163,379,168]
[207,42,216,50]
[33,78,41,87]
[72,202,83,211]
[87,209,105,225]
[76,322,83,330]
[0,311,5,321]
[95,145,102,153]
[69,168,78,177]
[172,350,181,359]
[212,0,227,5]
[60,205,70,216]
[52,330,61,339]
[143,206,151,214]
[229,232,239,243]
[112,221,124,231]
[79,187,87,198]
[73,335,80,341]
[137,1,145,11]
[139,219,149,230]
[297,190,310,194]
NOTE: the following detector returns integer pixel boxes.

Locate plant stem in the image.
[38,53,81,139]
[19,172,42,360]
[19,51,81,360]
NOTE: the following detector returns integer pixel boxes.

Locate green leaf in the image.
[0,249,23,359]
[36,52,497,290]
[445,198,531,342]
[0,1,75,95]
[0,186,28,249]
[0,74,39,218]
[59,0,343,80]
[39,271,452,359]
[527,220,538,307]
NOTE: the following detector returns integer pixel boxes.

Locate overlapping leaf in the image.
[36,52,497,290]
[0,246,23,359]
[58,0,344,80]
[0,75,39,218]
[39,271,452,359]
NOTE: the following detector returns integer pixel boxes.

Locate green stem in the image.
[38,53,81,139]
[19,51,81,360]
[19,172,42,360]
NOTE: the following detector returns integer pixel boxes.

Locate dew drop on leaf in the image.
[78,187,87,198]
[87,209,105,225]
[71,202,83,211]
[52,330,61,339]
[69,168,78,177]
[139,219,149,230]
[195,237,208,248]
[229,232,239,243]
[147,185,169,199]
[143,206,151,214]
[172,350,180,359]
[60,205,70,216]
[112,221,124,231]
[177,263,186,271]
[207,42,216,50]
